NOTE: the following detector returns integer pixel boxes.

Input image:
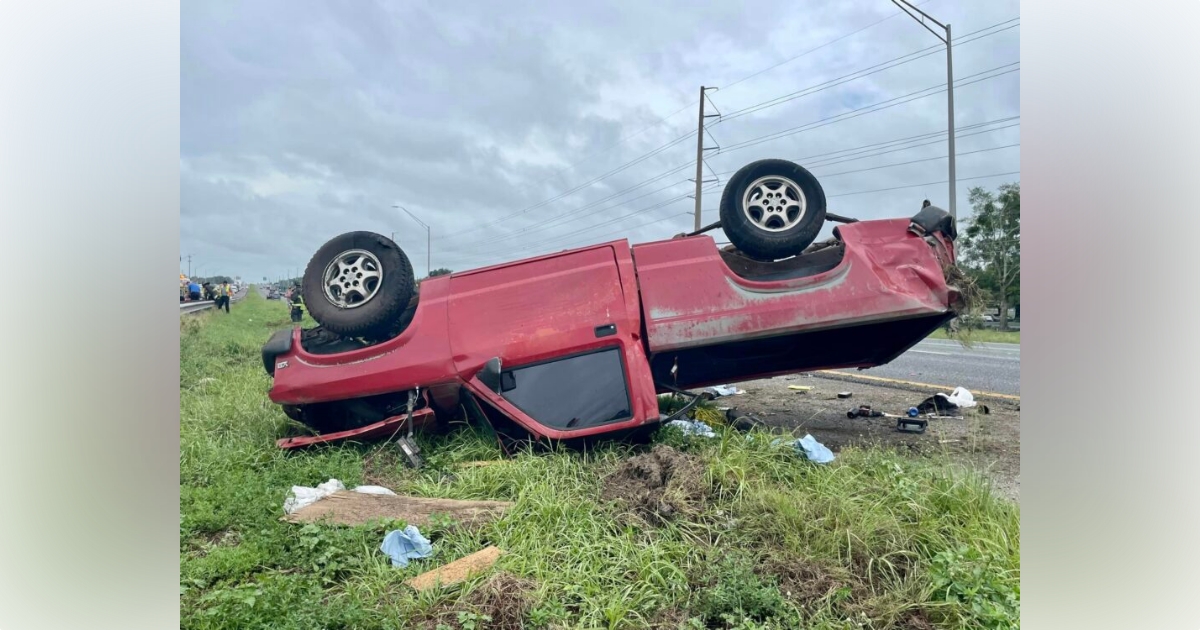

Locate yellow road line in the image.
[817,370,1020,401]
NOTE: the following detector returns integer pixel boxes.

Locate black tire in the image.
[301,231,415,338]
[719,159,826,260]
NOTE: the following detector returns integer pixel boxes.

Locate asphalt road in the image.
[854,338,1021,396]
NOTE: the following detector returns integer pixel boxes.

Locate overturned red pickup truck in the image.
[262,159,961,453]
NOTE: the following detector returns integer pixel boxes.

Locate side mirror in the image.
[478,357,503,393]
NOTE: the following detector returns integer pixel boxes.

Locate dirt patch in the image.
[190,529,241,557]
[721,373,1020,501]
[756,555,857,609]
[601,445,708,524]
[647,607,690,628]
[463,572,536,630]
[895,609,935,630]
[362,448,411,489]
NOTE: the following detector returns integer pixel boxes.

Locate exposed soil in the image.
[756,555,857,610]
[600,445,709,524]
[896,609,936,630]
[463,572,537,630]
[716,373,1020,501]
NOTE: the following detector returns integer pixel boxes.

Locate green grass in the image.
[181,290,1019,629]
[927,327,1020,344]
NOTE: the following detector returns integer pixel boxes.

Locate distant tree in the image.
[194,275,233,285]
[959,183,1020,330]
[427,268,452,278]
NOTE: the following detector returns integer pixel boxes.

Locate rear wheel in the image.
[719,159,827,260]
[301,232,415,338]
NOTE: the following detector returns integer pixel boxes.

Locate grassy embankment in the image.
[180,290,1019,629]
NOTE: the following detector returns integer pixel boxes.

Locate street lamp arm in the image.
[890,0,947,42]
[392,204,430,230]
[392,203,432,276]
[890,0,955,220]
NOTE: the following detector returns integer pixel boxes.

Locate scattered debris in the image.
[666,418,716,438]
[915,394,959,416]
[795,434,836,463]
[283,479,397,514]
[913,387,977,418]
[601,445,708,523]
[945,386,977,409]
[381,525,433,567]
[896,418,928,434]
[787,385,812,392]
[847,405,882,419]
[847,405,910,419]
[284,491,513,527]
[405,546,506,591]
[837,391,853,399]
[704,384,745,397]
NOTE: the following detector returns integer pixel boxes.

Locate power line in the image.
[715,63,1019,155]
[452,61,1020,253]
[451,5,955,241]
[473,118,1018,251]
[449,170,1022,266]
[710,118,1020,178]
[457,130,697,237]
[804,122,1019,169]
[452,18,1018,244]
[492,11,979,206]
[815,143,1019,179]
[827,171,1020,198]
[721,0,937,91]
[780,116,1018,168]
[717,18,1019,122]
[466,166,694,247]
[516,100,699,195]
[453,186,720,262]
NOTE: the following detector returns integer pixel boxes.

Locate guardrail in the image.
[180,301,215,315]
[179,289,248,316]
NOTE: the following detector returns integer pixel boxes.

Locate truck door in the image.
[447,243,658,437]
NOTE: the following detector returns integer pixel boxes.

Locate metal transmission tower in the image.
[693,86,721,231]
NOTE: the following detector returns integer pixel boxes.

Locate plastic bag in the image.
[945,387,976,408]
[795,434,835,464]
[283,479,397,514]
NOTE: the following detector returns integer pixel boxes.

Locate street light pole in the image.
[891,0,956,220]
[392,204,431,277]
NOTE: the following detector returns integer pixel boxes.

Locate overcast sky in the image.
[181,0,1019,282]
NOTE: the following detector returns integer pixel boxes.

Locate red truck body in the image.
[265,216,957,445]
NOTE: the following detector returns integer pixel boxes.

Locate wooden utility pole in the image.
[693,86,706,232]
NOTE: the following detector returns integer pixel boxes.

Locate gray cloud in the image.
[182,0,1019,281]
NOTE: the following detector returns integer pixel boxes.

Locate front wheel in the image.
[719,159,827,261]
